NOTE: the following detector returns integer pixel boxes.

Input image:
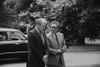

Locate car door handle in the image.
[15,43,19,45]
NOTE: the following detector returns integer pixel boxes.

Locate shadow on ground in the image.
[67,44,100,52]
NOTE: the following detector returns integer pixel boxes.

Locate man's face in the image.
[51,23,59,34]
[38,20,47,33]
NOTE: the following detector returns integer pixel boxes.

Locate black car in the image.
[0,28,28,62]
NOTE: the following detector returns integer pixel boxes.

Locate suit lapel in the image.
[56,33,61,47]
[42,33,46,44]
[34,29,45,46]
[55,33,59,46]
[50,32,60,48]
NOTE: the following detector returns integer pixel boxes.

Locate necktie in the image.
[55,34,60,46]
[40,33,45,44]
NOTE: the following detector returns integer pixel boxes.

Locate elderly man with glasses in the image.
[46,21,67,67]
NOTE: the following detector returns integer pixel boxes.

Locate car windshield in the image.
[10,31,26,41]
[0,31,9,41]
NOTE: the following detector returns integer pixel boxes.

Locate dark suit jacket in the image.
[27,29,47,67]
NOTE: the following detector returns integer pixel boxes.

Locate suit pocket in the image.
[47,55,59,65]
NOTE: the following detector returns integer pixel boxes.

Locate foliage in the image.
[1,0,35,28]
[1,0,100,45]
[0,0,12,27]
[13,0,34,13]
[55,0,100,44]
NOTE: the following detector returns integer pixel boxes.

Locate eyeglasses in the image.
[28,20,32,22]
[51,27,59,29]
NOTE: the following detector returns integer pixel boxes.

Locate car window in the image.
[10,31,26,41]
[0,31,9,41]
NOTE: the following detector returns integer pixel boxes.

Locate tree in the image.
[13,0,34,14]
[3,0,35,28]
[55,0,100,45]
[1,0,100,45]
[0,0,12,27]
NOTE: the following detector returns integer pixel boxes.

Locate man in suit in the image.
[46,21,67,67]
[26,17,35,34]
[27,18,48,67]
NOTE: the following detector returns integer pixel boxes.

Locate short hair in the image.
[35,18,47,25]
[50,21,60,27]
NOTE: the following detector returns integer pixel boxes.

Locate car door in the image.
[0,31,14,61]
[10,31,28,59]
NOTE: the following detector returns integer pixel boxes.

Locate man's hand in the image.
[61,48,66,52]
[56,49,64,54]
[61,45,67,52]
[42,55,48,64]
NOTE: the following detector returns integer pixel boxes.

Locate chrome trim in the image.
[0,51,28,55]
[0,58,20,61]
[0,40,28,45]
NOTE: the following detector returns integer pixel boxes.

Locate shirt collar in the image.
[35,27,39,34]
[51,32,58,38]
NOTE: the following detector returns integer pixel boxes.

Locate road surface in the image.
[0,51,100,67]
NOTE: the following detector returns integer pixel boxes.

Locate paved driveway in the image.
[64,51,100,67]
[0,51,100,67]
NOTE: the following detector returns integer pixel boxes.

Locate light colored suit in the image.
[46,32,66,67]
